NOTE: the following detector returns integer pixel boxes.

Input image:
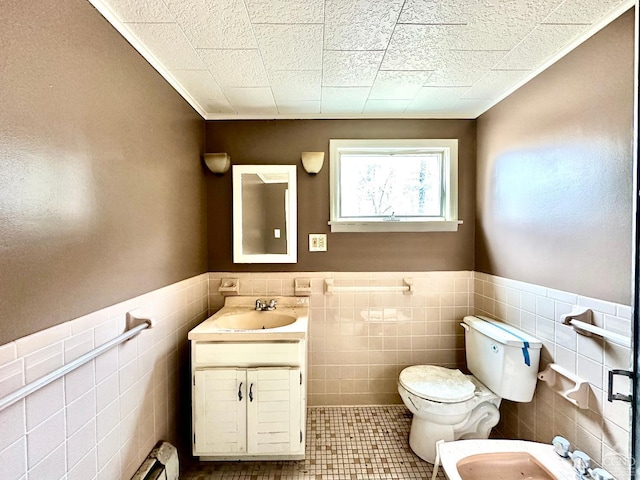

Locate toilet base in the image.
[409,416,454,463]
[406,402,501,464]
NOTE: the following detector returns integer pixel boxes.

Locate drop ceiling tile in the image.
[462,70,530,99]
[543,0,626,24]
[494,24,585,70]
[424,50,508,87]
[369,71,433,100]
[107,0,174,22]
[322,51,384,87]
[269,71,322,102]
[471,0,565,26]
[405,86,472,112]
[452,0,565,50]
[321,87,370,113]
[363,99,410,114]
[164,0,255,49]
[222,87,277,114]
[381,24,462,71]
[447,98,494,117]
[398,0,479,24]
[201,99,237,115]
[254,24,323,70]
[324,0,405,50]
[198,49,268,87]
[245,0,324,23]
[277,101,321,114]
[125,23,205,70]
[169,69,227,102]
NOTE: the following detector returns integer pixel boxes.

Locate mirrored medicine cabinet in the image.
[232,165,297,263]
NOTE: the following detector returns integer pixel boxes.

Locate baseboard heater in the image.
[131,441,179,480]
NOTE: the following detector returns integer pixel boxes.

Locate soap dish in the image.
[218,278,239,295]
[294,277,311,296]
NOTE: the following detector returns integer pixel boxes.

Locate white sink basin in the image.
[188,296,309,341]
[213,311,296,330]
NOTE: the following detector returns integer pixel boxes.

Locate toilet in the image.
[398,315,542,463]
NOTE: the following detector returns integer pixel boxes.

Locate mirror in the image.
[232,165,297,263]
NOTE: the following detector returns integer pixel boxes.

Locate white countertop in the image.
[438,439,577,480]
[188,296,309,342]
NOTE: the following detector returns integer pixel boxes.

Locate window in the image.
[329,139,459,232]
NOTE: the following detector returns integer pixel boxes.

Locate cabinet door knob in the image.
[249,383,254,402]
[238,382,243,401]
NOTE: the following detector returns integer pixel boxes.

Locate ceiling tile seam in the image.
[447,49,510,53]
[323,49,386,52]
[239,0,276,114]
[378,69,435,73]
[362,0,411,114]
[540,22,591,26]
[195,48,261,51]
[396,22,466,26]
[122,21,175,25]
[250,22,324,26]
[489,21,580,70]
[538,0,578,25]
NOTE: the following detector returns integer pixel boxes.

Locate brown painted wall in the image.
[476,10,634,305]
[205,119,476,272]
[0,0,207,344]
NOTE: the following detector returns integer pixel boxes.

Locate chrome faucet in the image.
[255,299,277,311]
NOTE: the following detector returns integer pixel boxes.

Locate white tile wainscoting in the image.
[473,272,632,480]
[0,270,633,479]
[0,274,209,480]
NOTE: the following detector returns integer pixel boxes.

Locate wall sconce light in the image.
[203,153,231,175]
[301,152,324,175]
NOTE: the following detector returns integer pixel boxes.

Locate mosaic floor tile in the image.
[180,405,444,480]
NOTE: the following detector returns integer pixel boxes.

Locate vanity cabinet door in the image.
[246,367,302,454]
[193,369,247,455]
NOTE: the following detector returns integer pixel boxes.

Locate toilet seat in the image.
[399,365,476,403]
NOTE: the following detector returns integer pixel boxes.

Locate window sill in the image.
[328,220,461,233]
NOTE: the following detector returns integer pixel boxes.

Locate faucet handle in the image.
[590,468,614,480]
[552,436,571,458]
[572,451,591,475]
[255,299,266,310]
[268,299,277,308]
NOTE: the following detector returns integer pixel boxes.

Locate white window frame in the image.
[329,139,459,233]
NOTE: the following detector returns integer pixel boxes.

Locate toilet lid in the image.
[399,365,476,403]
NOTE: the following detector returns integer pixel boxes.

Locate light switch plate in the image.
[309,234,327,252]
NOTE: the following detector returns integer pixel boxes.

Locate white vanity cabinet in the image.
[193,367,302,456]
[190,340,307,461]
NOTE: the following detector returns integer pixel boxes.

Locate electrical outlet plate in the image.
[309,234,327,252]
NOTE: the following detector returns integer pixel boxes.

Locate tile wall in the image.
[0,274,209,480]
[473,272,632,480]
[0,270,633,479]
[209,271,474,406]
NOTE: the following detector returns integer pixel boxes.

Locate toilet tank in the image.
[462,316,542,402]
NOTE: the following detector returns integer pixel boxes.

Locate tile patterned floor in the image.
[180,405,443,480]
